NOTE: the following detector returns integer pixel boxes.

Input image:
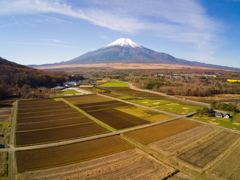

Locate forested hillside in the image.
[0,57,72,100]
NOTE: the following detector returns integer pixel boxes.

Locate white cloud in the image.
[0,0,222,47]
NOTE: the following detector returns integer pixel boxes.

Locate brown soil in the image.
[16,136,134,173]
[16,117,92,131]
[16,122,108,145]
[88,109,148,129]
[177,131,240,169]
[124,119,200,145]
[18,149,175,180]
[17,113,82,124]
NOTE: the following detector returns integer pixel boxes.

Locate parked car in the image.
[0,134,4,137]
[0,144,4,148]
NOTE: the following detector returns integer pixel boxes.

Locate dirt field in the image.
[79,102,129,112]
[16,122,108,145]
[64,95,113,104]
[18,104,70,113]
[209,140,240,179]
[16,136,134,173]
[177,131,240,169]
[149,124,215,155]
[124,119,200,145]
[88,109,148,129]
[17,117,92,131]
[0,153,7,177]
[17,108,79,119]
[18,148,176,180]
[168,172,196,180]
[17,113,81,124]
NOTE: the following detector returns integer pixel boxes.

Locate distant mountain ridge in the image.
[29,38,239,70]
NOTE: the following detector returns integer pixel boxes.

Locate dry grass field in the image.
[149,124,216,155]
[63,95,113,105]
[16,136,134,173]
[124,119,200,145]
[177,131,240,169]
[209,141,240,179]
[102,87,160,96]
[0,153,7,177]
[18,149,176,180]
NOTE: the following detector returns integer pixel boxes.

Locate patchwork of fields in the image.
[5,90,240,180]
[16,99,109,145]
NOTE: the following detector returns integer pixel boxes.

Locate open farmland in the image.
[0,153,7,177]
[63,94,113,105]
[149,124,216,155]
[116,106,174,122]
[19,149,176,180]
[177,131,240,169]
[124,119,200,145]
[88,109,149,129]
[129,98,204,115]
[16,136,134,173]
[16,122,108,145]
[16,98,109,145]
[209,141,240,179]
[101,87,160,96]
[99,82,129,87]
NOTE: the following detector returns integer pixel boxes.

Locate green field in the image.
[125,98,204,115]
[99,82,129,87]
[61,90,79,94]
[190,114,240,130]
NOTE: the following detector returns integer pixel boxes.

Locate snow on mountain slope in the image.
[104,38,142,48]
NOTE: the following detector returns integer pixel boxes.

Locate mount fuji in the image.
[30,38,238,70]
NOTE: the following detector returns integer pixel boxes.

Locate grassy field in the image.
[61,90,79,94]
[116,106,174,122]
[100,82,129,87]
[190,114,240,130]
[127,98,203,115]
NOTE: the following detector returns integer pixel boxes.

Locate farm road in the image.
[126,82,210,107]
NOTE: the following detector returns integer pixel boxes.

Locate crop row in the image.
[177,131,240,168]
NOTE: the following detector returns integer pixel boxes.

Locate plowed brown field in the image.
[17,117,92,131]
[88,109,148,129]
[16,136,134,173]
[149,124,215,154]
[16,123,108,145]
[17,113,81,124]
[124,119,200,145]
[177,131,240,168]
[64,95,112,104]
[17,109,79,119]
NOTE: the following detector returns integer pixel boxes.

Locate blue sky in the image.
[0,0,240,68]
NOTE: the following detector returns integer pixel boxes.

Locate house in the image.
[52,86,65,90]
[63,82,79,87]
[215,112,223,118]
[223,113,230,118]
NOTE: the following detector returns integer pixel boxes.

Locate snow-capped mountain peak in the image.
[105,38,142,48]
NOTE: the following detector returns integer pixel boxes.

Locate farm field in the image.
[116,106,174,122]
[16,136,134,173]
[16,117,91,131]
[99,82,129,87]
[190,114,240,130]
[102,87,160,96]
[0,152,7,177]
[149,124,216,155]
[63,94,113,105]
[209,141,240,179]
[18,149,176,180]
[177,131,240,169]
[16,122,108,145]
[16,98,109,145]
[127,97,204,115]
[88,109,149,129]
[124,119,200,145]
